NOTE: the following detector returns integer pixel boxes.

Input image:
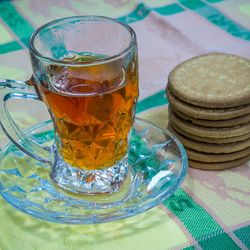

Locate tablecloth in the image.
[0,0,250,249]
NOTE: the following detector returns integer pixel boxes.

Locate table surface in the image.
[0,0,250,249]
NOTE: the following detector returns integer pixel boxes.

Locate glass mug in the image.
[0,16,139,194]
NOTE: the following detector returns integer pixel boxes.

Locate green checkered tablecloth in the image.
[0,1,250,249]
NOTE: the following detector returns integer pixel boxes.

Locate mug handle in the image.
[0,79,53,165]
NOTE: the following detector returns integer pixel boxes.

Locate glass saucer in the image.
[0,118,188,224]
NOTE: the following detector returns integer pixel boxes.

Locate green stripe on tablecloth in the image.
[163,188,222,239]
[179,0,206,9]
[136,90,167,113]
[153,3,184,16]
[0,2,34,46]
[205,0,224,3]
[179,0,250,40]
[199,233,241,249]
[118,2,185,23]
[183,246,196,250]
[0,41,21,54]
[118,3,151,24]
[183,246,195,250]
[234,225,250,249]
[163,188,241,248]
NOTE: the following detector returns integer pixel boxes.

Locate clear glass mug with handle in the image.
[0,16,139,194]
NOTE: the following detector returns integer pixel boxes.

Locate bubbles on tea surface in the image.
[62,53,76,61]
[61,51,106,63]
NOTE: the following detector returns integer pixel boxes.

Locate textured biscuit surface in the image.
[169,122,250,144]
[189,155,250,170]
[168,124,250,153]
[168,53,250,108]
[170,110,250,139]
[186,146,250,163]
[170,106,250,128]
[167,90,250,120]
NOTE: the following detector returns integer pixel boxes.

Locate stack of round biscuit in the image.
[167,53,250,170]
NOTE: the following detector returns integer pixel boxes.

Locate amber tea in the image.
[39,55,138,170]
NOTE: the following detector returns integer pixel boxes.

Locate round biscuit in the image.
[170,106,250,128]
[186,146,250,163]
[169,121,250,144]
[168,53,250,108]
[167,90,250,120]
[168,122,250,144]
[189,155,250,170]
[170,111,250,138]
[168,123,250,153]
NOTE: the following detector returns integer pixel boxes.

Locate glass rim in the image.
[29,15,137,66]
